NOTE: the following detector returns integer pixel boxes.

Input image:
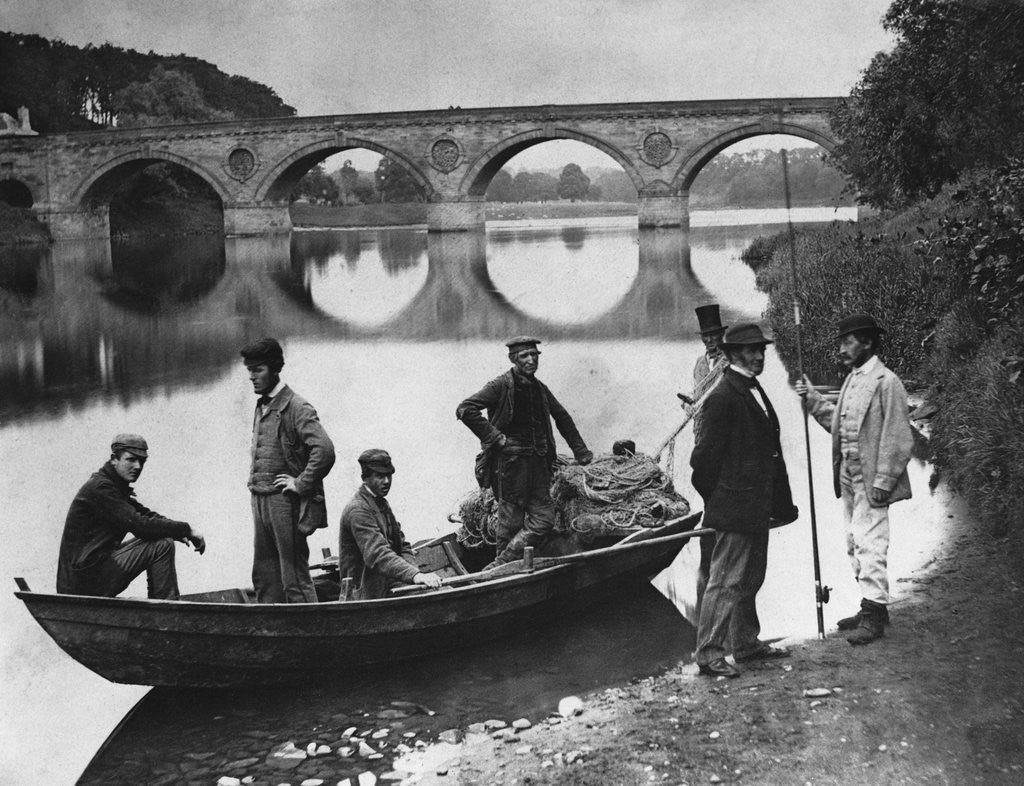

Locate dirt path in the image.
[426,496,1024,785]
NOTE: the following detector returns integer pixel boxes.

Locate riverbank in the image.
[435,490,1024,785]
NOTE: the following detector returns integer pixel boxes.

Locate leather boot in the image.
[482,529,530,571]
[847,599,887,645]
[837,604,890,631]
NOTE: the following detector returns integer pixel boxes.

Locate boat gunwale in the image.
[13,522,700,614]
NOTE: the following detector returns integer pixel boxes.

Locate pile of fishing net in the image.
[454,451,689,549]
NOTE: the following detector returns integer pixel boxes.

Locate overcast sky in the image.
[2,0,896,170]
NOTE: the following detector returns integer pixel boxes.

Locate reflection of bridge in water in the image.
[0,226,733,412]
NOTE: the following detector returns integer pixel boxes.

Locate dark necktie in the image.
[258,395,271,408]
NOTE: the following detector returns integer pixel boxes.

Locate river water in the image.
[0,206,949,783]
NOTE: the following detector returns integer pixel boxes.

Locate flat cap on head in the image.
[694,304,727,336]
[721,323,774,347]
[358,448,395,475]
[111,433,148,458]
[240,337,285,368]
[505,336,542,354]
[837,313,885,338]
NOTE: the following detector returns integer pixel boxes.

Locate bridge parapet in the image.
[0,97,843,239]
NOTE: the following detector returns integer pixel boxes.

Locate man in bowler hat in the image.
[57,434,206,599]
[796,314,913,644]
[241,337,335,603]
[457,337,593,568]
[691,323,798,678]
[338,449,443,599]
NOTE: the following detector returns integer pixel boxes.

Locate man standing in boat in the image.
[241,337,335,603]
[796,314,914,645]
[691,323,798,678]
[56,434,206,599]
[457,336,594,568]
[338,449,443,599]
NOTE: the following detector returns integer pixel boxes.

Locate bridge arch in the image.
[70,150,232,207]
[0,178,36,208]
[255,138,434,203]
[461,128,645,198]
[673,121,838,192]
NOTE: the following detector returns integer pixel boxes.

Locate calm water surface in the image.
[0,207,948,783]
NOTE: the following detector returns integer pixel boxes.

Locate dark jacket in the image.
[57,463,191,594]
[339,486,420,600]
[690,368,798,533]
[252,384,336,533]
[456,369,592,486]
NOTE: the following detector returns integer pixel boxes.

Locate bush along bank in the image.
[749,160,1024,537]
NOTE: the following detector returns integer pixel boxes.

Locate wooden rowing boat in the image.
[14,513,704,688]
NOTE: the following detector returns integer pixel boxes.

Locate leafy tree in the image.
[829,0,1024,208]
[336,160,360,202]
[374,158,425,203]
[292,164,340,204]
[557,163,590,201]
[111,66,234,126]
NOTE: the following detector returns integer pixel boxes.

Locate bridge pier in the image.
[637,194,689,229]
[223,204,292,236]
[40,206,111,240]
[426,198,485,232]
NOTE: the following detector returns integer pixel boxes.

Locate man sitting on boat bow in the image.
[339,449,443,599]
[56,434,206,599]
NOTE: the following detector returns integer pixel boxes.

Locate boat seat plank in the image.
[441,542,470,575]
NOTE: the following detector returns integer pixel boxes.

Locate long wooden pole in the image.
[781,149,827,640]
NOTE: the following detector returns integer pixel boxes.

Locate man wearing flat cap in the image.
[338,449,443,599]
[796,314,913,645]
[691,323,798,678]
[241,337,335,603]
[457,337,593,567]
[57,434,206,599]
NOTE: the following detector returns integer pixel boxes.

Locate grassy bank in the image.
[289,200,640,227]
[0,203,50,244]
[748,164,1024,537]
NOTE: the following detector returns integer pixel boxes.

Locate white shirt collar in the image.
[853,355,880,376]
[729,363,756,379]
[265,380,285,400]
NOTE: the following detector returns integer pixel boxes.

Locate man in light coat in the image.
[796,313,914,644]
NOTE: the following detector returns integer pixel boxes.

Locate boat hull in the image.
[16,522,699,687]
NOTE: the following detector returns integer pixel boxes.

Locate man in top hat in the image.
[688,304,730,618]
[56,434,206,599]
[457,337,593,568]
[691,323,798,678]
[796,314,913,644]
[338,449,443,599]
[241,337,335,603]
[692,303,729,402]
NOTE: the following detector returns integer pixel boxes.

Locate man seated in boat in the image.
[338,449,443,599]
[56,434,206,599]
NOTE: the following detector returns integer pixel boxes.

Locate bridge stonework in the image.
[0,97,842,239]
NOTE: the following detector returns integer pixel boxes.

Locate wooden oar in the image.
[390,516,711,596]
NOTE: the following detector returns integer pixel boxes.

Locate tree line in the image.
[293,147,852,207]
[0,30,294,132]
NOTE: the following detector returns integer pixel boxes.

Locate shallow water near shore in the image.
[0,206,952,783]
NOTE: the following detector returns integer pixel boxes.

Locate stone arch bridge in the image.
[0,97,841,240]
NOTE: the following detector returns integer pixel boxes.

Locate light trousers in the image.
[840,456,891,605]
